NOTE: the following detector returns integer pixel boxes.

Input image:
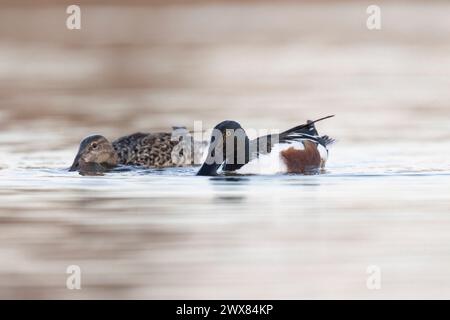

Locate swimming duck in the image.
[197,115,334,176]
[70,128,205,173]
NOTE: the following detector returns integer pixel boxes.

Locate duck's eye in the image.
[226,130,232,137]
[91,143,98,149]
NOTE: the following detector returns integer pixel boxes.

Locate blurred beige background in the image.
[1,0,449,149]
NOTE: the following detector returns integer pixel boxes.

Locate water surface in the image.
[1,139,449,299]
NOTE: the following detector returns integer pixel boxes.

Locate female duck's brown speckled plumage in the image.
[70,128,205,173]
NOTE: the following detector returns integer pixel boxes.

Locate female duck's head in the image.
[70,135,118,172]
[197,120,249,176]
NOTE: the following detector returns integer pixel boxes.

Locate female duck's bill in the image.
[196,116,335,176]
[69,135,118,173]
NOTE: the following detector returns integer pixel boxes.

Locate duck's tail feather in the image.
[317,135,335,147]
[279,115,334,145]
[280,115,334,137]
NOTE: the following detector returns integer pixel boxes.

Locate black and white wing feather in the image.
[250,115,335,160]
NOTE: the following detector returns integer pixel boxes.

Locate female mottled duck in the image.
[70,128,205,174]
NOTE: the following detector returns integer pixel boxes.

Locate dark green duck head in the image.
[70,135,119,173]
[197,120,250,176]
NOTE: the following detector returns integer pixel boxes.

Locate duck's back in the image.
[112,132,204,168]
[112,132,175,167]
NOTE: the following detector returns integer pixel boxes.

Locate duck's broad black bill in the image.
[197,162,222,176]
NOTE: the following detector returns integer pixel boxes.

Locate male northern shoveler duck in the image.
[197,115,334,176]
[70,127,205,173]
